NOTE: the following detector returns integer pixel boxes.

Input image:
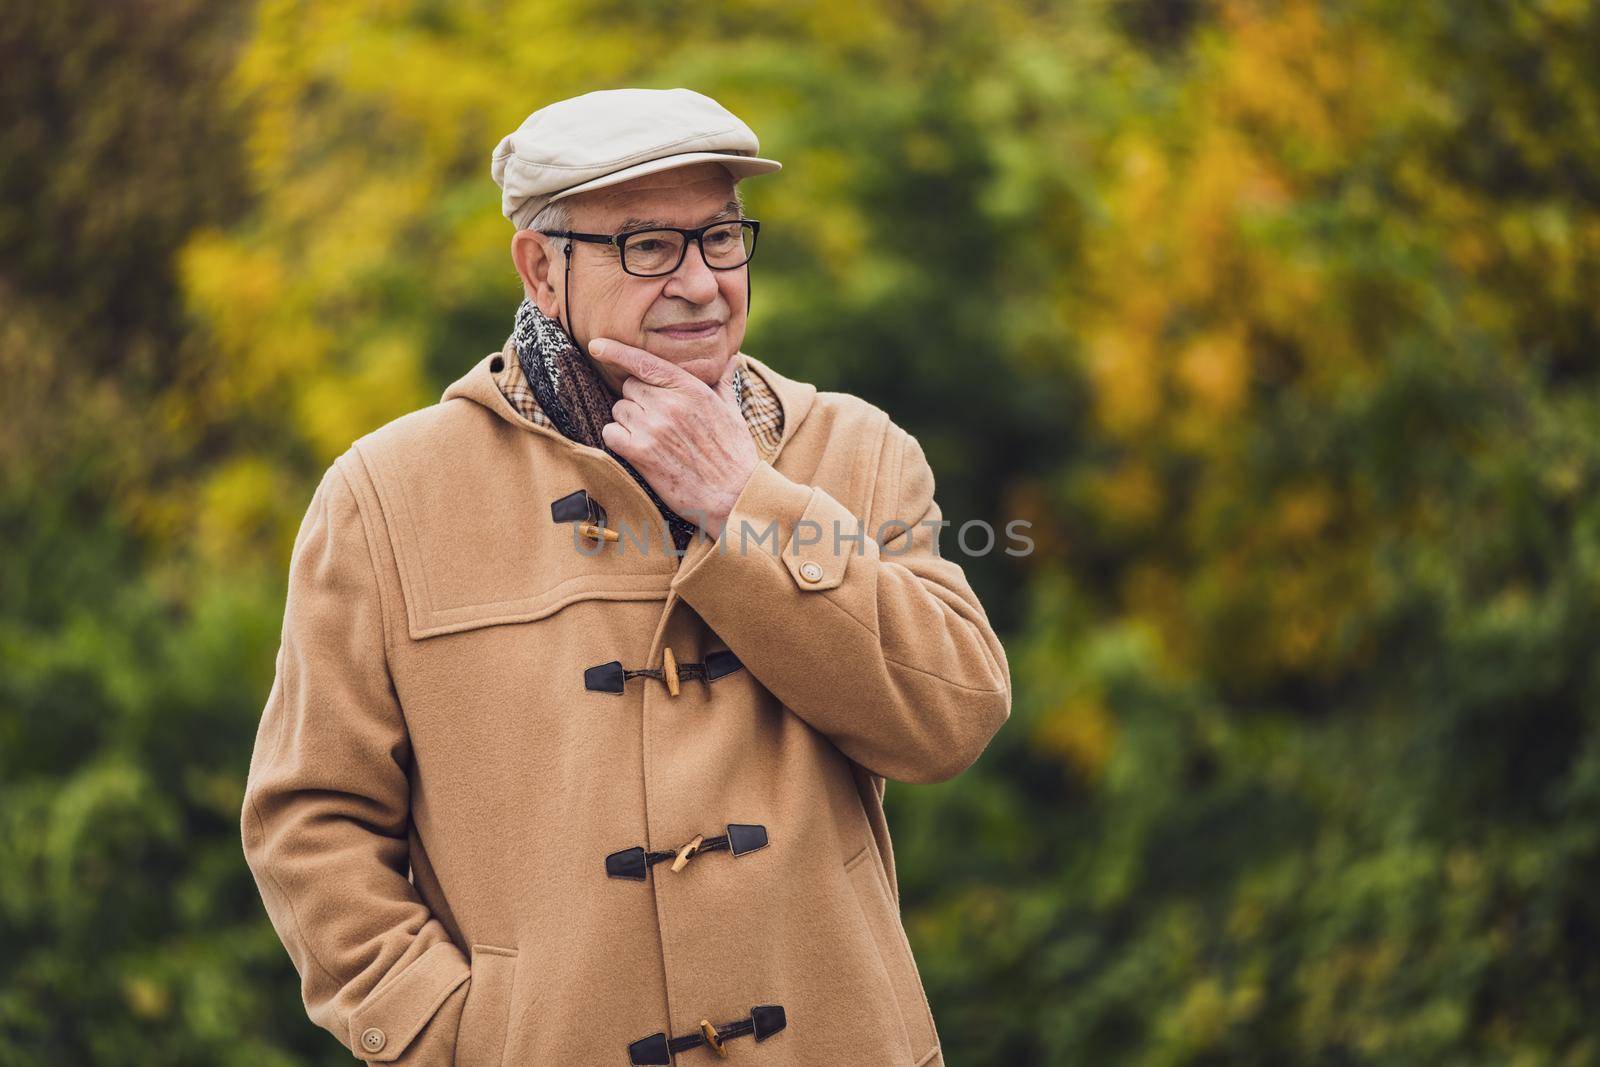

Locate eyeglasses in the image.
[542,218,761,278]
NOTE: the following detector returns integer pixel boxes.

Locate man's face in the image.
[531,162,748,390]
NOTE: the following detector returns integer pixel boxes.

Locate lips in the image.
[654,320,722,339]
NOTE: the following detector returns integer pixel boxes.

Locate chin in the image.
[650,337,739,384]
[680,351,737,386]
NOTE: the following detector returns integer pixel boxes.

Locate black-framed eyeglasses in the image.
[542,218,761,278]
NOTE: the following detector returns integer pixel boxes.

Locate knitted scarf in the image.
[512,297,742,552]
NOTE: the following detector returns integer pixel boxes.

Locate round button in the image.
[799,561,823,583]
[361,1027,386,1052]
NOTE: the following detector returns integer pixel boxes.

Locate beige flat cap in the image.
[491,87,782,228]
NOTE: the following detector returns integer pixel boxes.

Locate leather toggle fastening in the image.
[605,823,769,880]
[627,1004,787,1065]
[584,649,744,695]
[550,488,617,543]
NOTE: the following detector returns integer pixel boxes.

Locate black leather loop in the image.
[584,661,626,694]
[703,649,742,680]
[550,488,606,526]
[605,824,768,880]
[584,651,744,694]
[627,1005,786,1064]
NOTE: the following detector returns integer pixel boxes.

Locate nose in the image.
[661,237,720,304]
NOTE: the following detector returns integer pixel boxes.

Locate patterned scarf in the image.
[511,297,741,552]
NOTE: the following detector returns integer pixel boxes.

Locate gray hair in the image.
[521,197,574,236]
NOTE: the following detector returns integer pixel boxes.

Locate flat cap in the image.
[491,87,782,228]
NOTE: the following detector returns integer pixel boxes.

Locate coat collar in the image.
[440,340,819,465]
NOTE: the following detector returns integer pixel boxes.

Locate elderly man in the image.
[241,87,1010,1066]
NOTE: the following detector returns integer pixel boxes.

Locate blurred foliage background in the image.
[5,0,1600,1063]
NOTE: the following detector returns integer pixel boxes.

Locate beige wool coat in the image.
[240,343,1012,1066]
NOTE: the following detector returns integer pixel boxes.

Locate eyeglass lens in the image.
[622,222,756,276]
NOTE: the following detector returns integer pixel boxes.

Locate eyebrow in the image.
[614,199,742,234]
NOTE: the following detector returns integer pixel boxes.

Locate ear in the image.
[510,230,563,320]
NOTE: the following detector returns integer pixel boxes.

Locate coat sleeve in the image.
[241,457,470,1064]
[671,422,1012,784]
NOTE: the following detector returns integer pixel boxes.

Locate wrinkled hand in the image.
[589,338,758,542]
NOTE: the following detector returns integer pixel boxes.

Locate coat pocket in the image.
[844,844,939,1064]
[454,944,519,1067]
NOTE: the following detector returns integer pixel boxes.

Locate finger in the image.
[601,420,633,455]
[589,337,696,390]
[620,375,650,405]
[612,397,644,429]
[713,355,741,407]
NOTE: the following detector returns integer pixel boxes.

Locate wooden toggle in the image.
[699,1019,727,1057]
[662,647,680,696]
[671,833,705,872]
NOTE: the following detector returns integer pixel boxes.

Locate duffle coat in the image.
[240,344,1012,1066]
